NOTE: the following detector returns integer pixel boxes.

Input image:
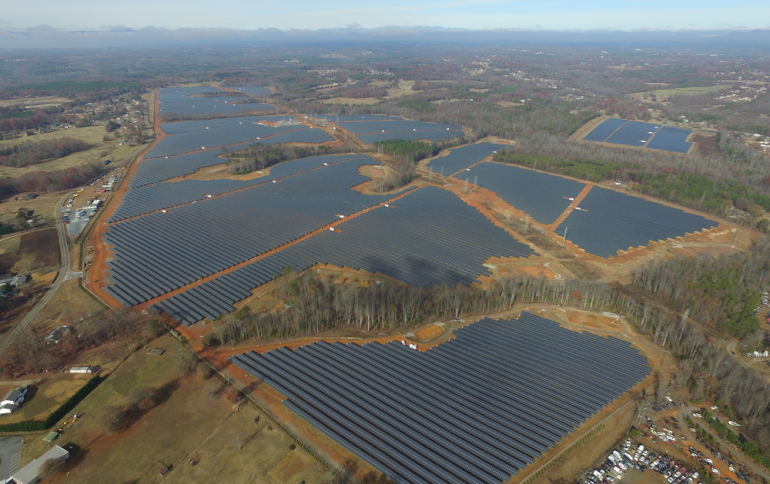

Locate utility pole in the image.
[524,214,529,234]
[464,179,469,193]
[473,175,477,191]
[562,227,568,247]
[429,166,433,180]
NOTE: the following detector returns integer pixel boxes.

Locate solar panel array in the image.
[151,186,535,324]
[425,143,507,175]
[111,155,363,221]
[467,163,585,225]
[605,121,661,147]
[231,312,651,484]
[129,151,226,188]
[339,120,462,134]
[158,86,275,118]
[647,126,692,153]
[160,116,294,134]
[583,118,692,154]
[103,158,389,306]
[582,118,626,142]
[555,187,719,258]
[310,114,404,122]
[145,122,308,159]
[357,131,463,144]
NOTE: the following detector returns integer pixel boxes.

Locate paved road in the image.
[0,436,22,481]
[0,189,73,357]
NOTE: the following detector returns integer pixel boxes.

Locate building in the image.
[0,386,27,412]
[8,445,69,484]
[69,366,94,374]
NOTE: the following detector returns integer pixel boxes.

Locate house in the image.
[9,445,70,484]
[0,386,27,414]
[1,386,27,406]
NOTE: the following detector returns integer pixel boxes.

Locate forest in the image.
[0,137,92,167]
[0,163,103,195]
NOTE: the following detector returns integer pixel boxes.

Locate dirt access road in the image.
[677,406,770,482]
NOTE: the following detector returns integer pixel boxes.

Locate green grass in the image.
[631,84,733,100]
[0,110,34,120]
[5,81,141,95]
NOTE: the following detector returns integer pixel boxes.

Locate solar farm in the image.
[158,86,274,118]
[232,313,652,483]
[337,119,464,143]
[79,87,739,484]
[582,118,693,153]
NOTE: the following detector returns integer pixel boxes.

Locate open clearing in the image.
[32,278,104,334]
[0,96,70,109]
[0,227,59,275]
[630,84,733,100]
[17,335,325,484]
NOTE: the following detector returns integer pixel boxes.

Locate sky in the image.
[1,0,769,32]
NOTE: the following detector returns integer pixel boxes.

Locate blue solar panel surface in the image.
[103,157,389,306]
[605,121,661,147]
[583,118,692,154]
[555,187,718,258]
[309,114,403,122]
[339,120,462,134]
[160,116,294,134]
[582,118,627,142]
[145,124,325,159]
[357,131,462,143]
[230,312,651,484]
[111,155,363,221]
[426,142,507,175]
[647,126,692,153]
[467,163,585,225]
[150,186,535,324]
[130,151,225,188]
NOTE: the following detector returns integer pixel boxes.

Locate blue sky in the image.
[1,0,768,31]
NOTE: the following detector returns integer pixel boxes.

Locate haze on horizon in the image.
[1,0,769,33]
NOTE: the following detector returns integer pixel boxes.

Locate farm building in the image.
[0,386,27,413]
[69,366,95,374]
[9,445,69,484]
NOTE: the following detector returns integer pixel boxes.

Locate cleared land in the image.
[629,84,733,101]
[18,335,325,484]
[0,97,70,109]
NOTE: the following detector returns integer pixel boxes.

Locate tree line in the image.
[0,137,93,167]
[0,163,103,197]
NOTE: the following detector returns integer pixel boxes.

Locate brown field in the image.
[15,334,326,484]
[32,279,105,334]
[320,97,382,105]
[0,227,59,275]
[0,373,92,424]
[0,96,70,109]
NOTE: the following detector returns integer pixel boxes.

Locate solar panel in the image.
[647,126,692,153]
[467,163,586,225]
[554,186,718,257]
[426,142,507,175]
[583,118,693,154]
[231,313,651,483]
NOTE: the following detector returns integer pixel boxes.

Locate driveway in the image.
[0,436,22,481]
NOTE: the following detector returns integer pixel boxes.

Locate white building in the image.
[9,445,69,484]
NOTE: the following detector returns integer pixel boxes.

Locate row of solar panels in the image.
[555,186,718,258]
[145,121,306,159]
[103,158,390,306]
[231,313,651,483]
[467,162,585,225]
[425,142,507,176]
[584,118,692,154]
[357,130,463,144]
[148,186,536,324]
[160,116,293,134]
[309,114,403,122]
[111,155,363,221]
[338,120,462,134]
[158,86,274,118]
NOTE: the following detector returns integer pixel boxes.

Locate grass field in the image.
[0,96,70,108]
[32,279,105,334]
[0,126,147,178]
[630,84,733,100]
[0,228,59,275]
[19,335,325,484]
[0,373,92,424]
